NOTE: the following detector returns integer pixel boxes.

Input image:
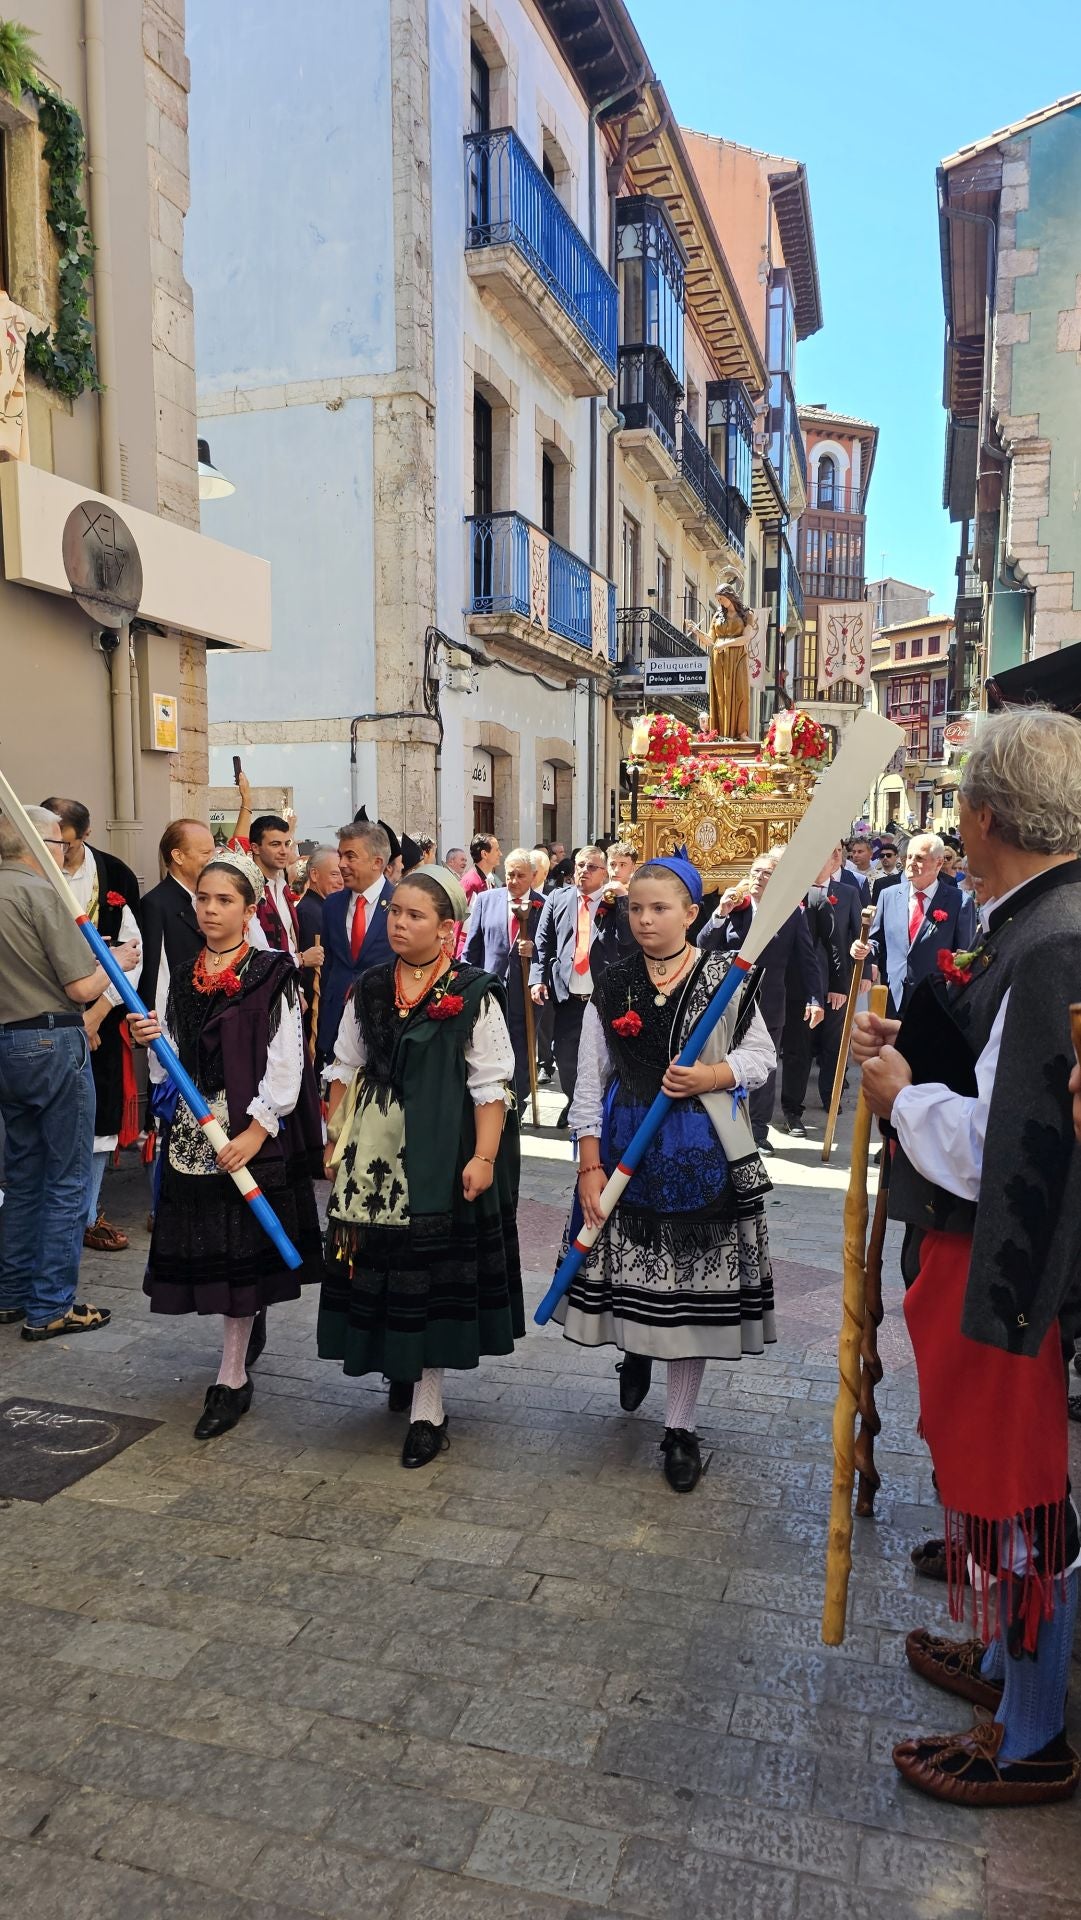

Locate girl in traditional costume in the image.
[129,850,323,1439]
[318,865,523,1468]
[556,854,776,1492]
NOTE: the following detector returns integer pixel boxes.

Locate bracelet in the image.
[712,1064,720,1090]
[578,1165,602,1179]
[474,1153,496,1166]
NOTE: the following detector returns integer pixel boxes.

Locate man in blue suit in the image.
[316,819,395,1062]
[463,848,544,1112]
[868,832,976,1018]
[530,845,635,1122]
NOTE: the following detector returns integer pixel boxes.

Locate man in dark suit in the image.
[869,832,977,1018]
[813,843,873,1115]
[697,849,821,1151]
[317,820,395,1062]
[464,848,544,1112]
[530,845,634,1122]
[870,840,902,903]
[295,847,342,1043]
[779,870,849,1135]
[138,818,216,1007]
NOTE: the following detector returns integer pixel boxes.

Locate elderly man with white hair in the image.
[0,807,139,1340]
[855,708,1081,1806]
[867,829,975,1017]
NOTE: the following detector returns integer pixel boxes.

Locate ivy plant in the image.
[0,19,99,399]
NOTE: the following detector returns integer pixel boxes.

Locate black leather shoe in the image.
[402,1417,449,1469]
[617,1353,653,1412]
[660,1427,703,1493]
[387,1379,413,1414]
[194,1378,253,1440]
[245,1310,267,1370]
[757,1138,775,1155]
[0,1308,25,1325]
[557,1103,570,1129]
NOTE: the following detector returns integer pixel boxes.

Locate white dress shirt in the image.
[326,992,516,1107]
[569,998,776,1138]
[345,875,388,946]
[149,966,304,1136]
[904,875,939,946]
[569,889,604,998]
[265,869,298,956]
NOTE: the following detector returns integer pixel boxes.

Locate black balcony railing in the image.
[807,480,864,513]
[801,571,866,603]
[790,675,866,707]
[617,345,682,459]
[616,606,705,669]
[678,410,733,547]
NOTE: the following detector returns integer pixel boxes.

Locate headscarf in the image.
[202,846,265,903]
[644,847,703,905]
[400,862,469,924]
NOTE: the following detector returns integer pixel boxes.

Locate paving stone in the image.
[52,1617,209,1680]
[381,1515,524,1565]
[244,1837,414,1918]
[687,1800,857,1879]
[291,1713,409,1778]
[465,1805,622,1906]
[858,1829,987,1904]
[597,1717,755,1799]
[612,1835,797,1919]
[99,1802,266,1891]
[793,1877,983,1920]
[324,1779,485,1869]
[0,1768,61,1841]
[0,1703,99,1772]
[729,1692,871,1757]
[398,1870,573,1920]
[525,1767,695,1844]
[55,1722,353,1835]
[392,1734,541,1808]
[0,1842,243,1920]
[454,1694,604,1766]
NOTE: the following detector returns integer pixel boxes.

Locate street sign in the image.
[643,655,709,700]
[62,501,143,628]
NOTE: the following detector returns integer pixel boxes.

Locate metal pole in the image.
[109,624,139,874]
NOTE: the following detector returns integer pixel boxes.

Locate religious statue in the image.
[706,582,751,740]
[0,288,33,464]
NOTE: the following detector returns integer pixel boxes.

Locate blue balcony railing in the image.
[464,129,617,375]
[467,512,615,658]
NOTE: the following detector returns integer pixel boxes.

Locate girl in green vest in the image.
[318,866,523,1467]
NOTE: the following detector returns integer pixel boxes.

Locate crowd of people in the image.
[1,707,1080,1808]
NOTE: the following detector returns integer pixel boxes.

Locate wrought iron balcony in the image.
[678,411,729,542]
[467,511,615,659]
[800,570,867,603]
[808,480,864,514]
[464,129,617,395]
[790,674,866,707]
[618,345,681,460]
[615,606,705,669]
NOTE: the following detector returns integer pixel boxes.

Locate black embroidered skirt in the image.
[144,1153,323,1316]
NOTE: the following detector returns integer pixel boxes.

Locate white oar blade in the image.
[738,710,903,966]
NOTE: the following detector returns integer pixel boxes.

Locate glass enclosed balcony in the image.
[464,129,617,396]
[617,344,682,460]
[706,379,754,512]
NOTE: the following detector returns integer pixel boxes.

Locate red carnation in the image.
[827,893,839,905]
[611,1010,643,1038]
[931,908,949,923]
[937,948,972,986]
[106,890,126,908]
[428,992,464,1020]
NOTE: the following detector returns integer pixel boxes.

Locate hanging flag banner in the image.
[817,601,874,692]
[528,525,549,629]
[591,570,609,660]
[744,604,770,692]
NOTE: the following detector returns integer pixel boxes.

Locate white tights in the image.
[411,1368,445,1425]
[217,1315,254,1389]
[665,1357,706,1432]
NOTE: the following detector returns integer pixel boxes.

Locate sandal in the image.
[83,1214,129,1252]
[21,1302,112,1342]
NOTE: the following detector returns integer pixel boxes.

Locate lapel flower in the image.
[931,907,949,923]
[611,1009,642,1038]
[937,948,972,986]
[428,991,464,1021]
[106,890,126,908]
[827,893,839,905]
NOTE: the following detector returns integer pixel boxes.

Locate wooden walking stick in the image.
[308,935,322,1068]
[822,982,888,1644]
[821,904,875,1160]
[855,1133,891,1517]
[520,948,541,1128]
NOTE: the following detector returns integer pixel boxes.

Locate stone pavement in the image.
[0,1092,1078,1920]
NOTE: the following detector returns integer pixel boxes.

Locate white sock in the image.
[665,1357,706,1432]
[217,1315,254,1389]
[411,1368,445,1426]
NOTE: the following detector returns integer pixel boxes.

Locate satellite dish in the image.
[62,501,143,628]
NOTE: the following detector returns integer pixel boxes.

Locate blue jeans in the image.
[0,1022,95,1327]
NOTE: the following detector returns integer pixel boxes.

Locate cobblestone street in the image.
[0,1097,1078,1919]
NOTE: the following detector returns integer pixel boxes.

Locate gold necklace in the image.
[393,955,447,1018]
[645,946,693,1006]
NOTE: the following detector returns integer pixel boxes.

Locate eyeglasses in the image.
[42,839,64,848]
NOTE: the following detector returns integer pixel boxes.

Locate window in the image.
[684,576,699,629]
[469,43,490,133]
[932,677,947,716]
[895,641,907,661]
[541,452,555,537]
[621,513,640,607]
[817,454,837,510]
[766,271,795,375]
[542,150,556,188]
[931,727,945,760]
[615,197,686,384]
[656,548,671,620]
[473,394,493,518]
[684,378,700,436]
[911,637,924,658]
[928,636,941,655]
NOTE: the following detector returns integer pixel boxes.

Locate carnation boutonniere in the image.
[937,941,988,987]
[594,902,609,924]
[611,1009,642,1038]
[827,892,839,905]
[106,890,126,908]
[931,907,949,923]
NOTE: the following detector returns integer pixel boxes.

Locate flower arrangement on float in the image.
[761,709,829,764]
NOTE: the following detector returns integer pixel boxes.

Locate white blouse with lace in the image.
[568,998,776,1139]
[148,964,304,1137]
[326,993,516,1108]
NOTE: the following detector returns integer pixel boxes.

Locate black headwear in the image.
[400,832,423,874]
[354,805,401,862]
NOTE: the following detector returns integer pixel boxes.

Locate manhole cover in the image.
[0,1399,159,1503]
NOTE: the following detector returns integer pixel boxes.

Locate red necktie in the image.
[350,895,367,961]
[908,889,926,944]
[573,894,592,974]
[510,911,521,944]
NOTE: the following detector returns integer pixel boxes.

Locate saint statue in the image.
[0,288,33,464]
[706,582,750,740]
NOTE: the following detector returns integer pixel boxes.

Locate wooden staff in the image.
[520,948,541,1127]
[855,1136,891,1516]
[308,935,322,1067]
[822,982,887,1645]
[821,904,875,1161]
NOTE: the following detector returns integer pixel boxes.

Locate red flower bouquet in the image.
[931,908,949,923]
[611,1010,643,1038]
[763,710,829,764]
[106,890,126,908]
[428,992,464,1021]
[645,712,691,765]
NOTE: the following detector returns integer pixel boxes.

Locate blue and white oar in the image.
[0,767,303,1272]
[534,710,903,1325]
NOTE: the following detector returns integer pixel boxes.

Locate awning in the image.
[987,640,1081,716]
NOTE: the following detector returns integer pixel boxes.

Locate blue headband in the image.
[647,849,703,905]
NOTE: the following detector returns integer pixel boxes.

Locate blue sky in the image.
[627,0,1071,611]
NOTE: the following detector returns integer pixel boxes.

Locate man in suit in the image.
[316,819,395,1062]
[231,772,322,973]
[530,845,634,1122]
[870,840,902,903]
[697,848,821,1152]
[138,818,216,1008]
[464,848,544,1112]
[455,834,502,956]
[868,831,977,1018]
[812,843,873,1115]
[296,846,342,1041]
[779,867,849,1135]
[842,837,874,908]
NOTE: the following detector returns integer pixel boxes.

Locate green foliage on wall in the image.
[0,19,100,400]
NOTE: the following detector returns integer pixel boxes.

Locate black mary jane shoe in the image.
[402,1417,449,1470]
[194,1377,253,1441]
[660,1427,703,1494]
[387,1379,413,1415]
[617,1353,653,1412]
[245,1309,267,1371]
